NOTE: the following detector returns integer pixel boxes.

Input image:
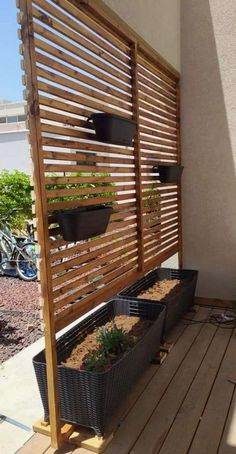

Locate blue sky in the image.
[0,0,23,101]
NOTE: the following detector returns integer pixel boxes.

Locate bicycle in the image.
[0,208,38,281]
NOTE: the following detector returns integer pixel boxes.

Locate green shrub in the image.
[0,169,32,230]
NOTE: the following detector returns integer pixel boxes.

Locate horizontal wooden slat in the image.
[139,124,177,141]
[38,81,132,118]
[45,175,135,185]
[54,267,139,332]
[139,106,177,129]
[46,183,135,199]
[43,160,134,172]
[52,230,137,275]
[40,108,91,130]
[41,130,134,156]
[144,237,178,261]
[138,63,177,95]
[139,73,176,103]
[37,64,131,112]
[54,258,138,309]
[50,225,137,262]
[53,240,138,288]
[42,149,134,165]
[48,0,130,55]
[140,116,177,135]
[139,99,177,124]
[137,55,176,88]
[140,133,176,147]
[33,2,129,73]
[33,22,131,85]
[35,37,130,95]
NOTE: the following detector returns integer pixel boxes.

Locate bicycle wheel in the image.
[16,242,38,281]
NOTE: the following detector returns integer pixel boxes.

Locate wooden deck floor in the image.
[17,305,236,454]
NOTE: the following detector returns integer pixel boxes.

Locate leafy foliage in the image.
[97,323,130,356]
[80,323,131,372]
[46,172,115,205]
[0,170,32,230]
[80,348,110,372]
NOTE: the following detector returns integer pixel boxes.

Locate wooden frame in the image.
[17,0,182,448]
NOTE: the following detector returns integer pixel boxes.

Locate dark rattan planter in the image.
[119,268,198,337]
[33,298,165,436]
[88,113,136,146]
[56,205,113,241]
[153,165,184,183]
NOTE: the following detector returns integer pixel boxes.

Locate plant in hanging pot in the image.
[88,113,137,146]
[33,297,166,436]
[55,204,113,242]
[153,165,184,183]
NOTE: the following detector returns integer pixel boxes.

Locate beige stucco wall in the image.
[181,0,236,299]
[103,0,180,71]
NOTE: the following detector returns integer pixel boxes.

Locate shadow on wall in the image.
[181,0,236,300]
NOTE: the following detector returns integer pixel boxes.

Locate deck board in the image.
[158,314,233,454]
[188,326,236,454]
[105,306,210,454]
[17,305,236,454]
[132,308,217,453]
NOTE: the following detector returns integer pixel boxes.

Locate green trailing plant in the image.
[0,169,32,230]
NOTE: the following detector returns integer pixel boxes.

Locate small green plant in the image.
[97,324,130,356]
[80,348,110,372]
[80,324,132,372]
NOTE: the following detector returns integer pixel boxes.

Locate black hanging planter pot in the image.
[153,165,184,183]
[88,113,137,146]
[56,205,113,242]
[33,298,166,436]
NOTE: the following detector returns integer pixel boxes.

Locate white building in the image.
[0,100,30,174]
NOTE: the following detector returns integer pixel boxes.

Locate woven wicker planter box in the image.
[33,298,165,436]
[119,268,198,338]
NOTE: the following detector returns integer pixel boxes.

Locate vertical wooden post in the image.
[18,0,62,448]
[130,42,145,272]
[176,80,183,268]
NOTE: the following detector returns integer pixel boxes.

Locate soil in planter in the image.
[137,279,185,301]
[63,315,152,369]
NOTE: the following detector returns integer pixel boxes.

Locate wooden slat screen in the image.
[18,0,181,446]
[19,0,180,332]
[138,54,180,266]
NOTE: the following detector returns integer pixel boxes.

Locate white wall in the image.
[0,130,30,174]
[181,0,236,299]
[103,0,180,71]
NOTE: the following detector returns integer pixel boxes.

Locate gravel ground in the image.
[0,276,42,363]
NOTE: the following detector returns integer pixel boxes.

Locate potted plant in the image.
[153,165,184,183]
[119,267,198,338]
[33,297,165,436]
[88,113,137,146]
[56,205,113,242]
